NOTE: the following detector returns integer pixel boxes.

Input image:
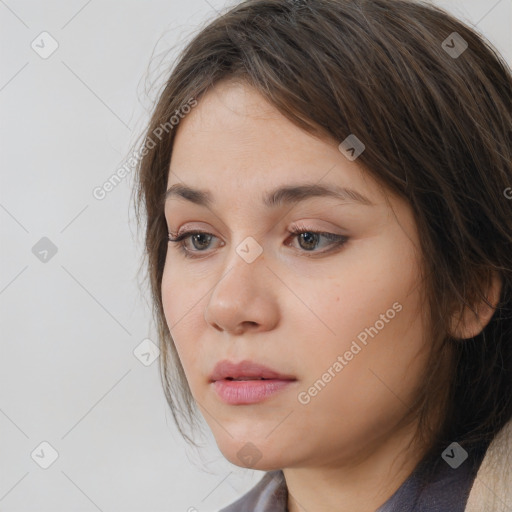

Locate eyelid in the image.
[169,220,345,239]
[167,224,349,259]
[170,224,219,239]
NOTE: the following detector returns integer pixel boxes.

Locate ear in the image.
[449,271,502,340]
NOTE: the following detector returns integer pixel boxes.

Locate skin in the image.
[161,79,437,512]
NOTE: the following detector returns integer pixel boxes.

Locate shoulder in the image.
[218,470,287,512]
[465,419,512,512]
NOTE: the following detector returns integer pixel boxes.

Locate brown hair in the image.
[133,0,512,471]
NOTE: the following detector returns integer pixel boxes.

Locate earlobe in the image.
[449,271,502,340]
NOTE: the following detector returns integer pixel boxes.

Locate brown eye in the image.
[189,233,213,250]
[297,232,320,251]
[167,231,220,258]
[287,227,348,255]
[167,228,348,259]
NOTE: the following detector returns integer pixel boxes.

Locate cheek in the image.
[161,254,208,328]
[161,262,205,377]
[284,286,428,463]
[332,234,423,340]
[297,248,427,410]
[290,232,427,383]
[283,246,419,353]
[161,264,180,335]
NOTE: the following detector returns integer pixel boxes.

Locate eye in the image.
[286,226,348,254]
[167,225,348,259]
[167,231,221,258]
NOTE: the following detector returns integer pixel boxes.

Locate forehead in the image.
[171,80,323,168]
[167,80,387,205]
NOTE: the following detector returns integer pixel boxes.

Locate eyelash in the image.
[166,225,349,259]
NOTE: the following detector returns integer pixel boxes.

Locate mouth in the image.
[209,359,297,382]
[209,360,297,405]
[224,377,272,381]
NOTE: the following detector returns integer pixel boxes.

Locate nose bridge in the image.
[203,236,277,333]
[213,235,266,300]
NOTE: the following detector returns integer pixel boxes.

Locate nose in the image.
[203,247,280,335]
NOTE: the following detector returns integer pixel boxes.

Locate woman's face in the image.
[162,80,431,470]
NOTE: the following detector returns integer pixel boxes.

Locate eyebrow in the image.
[165,182,375,208]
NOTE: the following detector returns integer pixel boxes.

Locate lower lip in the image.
[212,379,296,404]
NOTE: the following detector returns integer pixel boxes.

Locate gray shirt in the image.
[219,442,487,512]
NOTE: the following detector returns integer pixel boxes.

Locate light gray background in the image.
[1,1,510,511]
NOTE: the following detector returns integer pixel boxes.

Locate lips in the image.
[210,360,297,405]
[209,359,296,382]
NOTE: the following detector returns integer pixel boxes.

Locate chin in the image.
[214,436,289,471]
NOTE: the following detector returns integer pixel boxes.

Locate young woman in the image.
[133,0,512,510]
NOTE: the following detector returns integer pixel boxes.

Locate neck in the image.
[284,420,430,512]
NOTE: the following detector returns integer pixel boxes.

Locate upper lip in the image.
[209,360,297,382]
